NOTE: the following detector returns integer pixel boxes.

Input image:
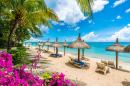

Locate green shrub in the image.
[7,46,26,65]
[15,43,23,47]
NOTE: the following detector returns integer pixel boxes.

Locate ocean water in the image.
[24,42,130,63]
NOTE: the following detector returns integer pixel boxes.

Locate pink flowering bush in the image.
[0,51,76,86]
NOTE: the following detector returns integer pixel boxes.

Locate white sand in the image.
[26,46,130,86]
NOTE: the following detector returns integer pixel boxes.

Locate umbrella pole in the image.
[54,47,55,52]
[48,45,49,51]
[56,47,58,54]
[116,52,118,69]
[64,46,65,55]
[42,46,43,49]
[57,48,58,54]
[82,49,84,56]
[78,49,80,62]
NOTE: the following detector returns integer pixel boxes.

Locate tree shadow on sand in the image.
[122,81,130,86]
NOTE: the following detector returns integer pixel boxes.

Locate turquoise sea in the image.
[24,42,130,63]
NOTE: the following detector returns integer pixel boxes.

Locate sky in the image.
[25,0,130,42]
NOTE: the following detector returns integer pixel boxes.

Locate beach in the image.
[25,45,130,86]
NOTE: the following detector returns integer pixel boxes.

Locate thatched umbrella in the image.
[62,40,69,55]
[41,41,44,49]
[123,44,130,53]
[44,38,52,51]
[67,33,91,62]
[105,38,125,69]
[50,38,63,54]
[36,41,43,51]
[27,42,31,46]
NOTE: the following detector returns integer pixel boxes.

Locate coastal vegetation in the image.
[0,0,94,86]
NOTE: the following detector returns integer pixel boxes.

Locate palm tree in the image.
[76,0,94,19]
[0,0,59,50]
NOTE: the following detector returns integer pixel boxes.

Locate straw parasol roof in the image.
[27,42,31,44]
[50,38,63,47]
[105,38,125,69]
[67,33,91,49]
[123,44,130,53]
[44,38,52,45]
[105,38,125,52]
[62,40,69,55]
[67,33,91,62]
[40,41,44,46]
[36,41,41,45]
[62,40,69,47]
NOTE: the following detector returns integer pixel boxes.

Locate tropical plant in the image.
[76,0,94,19]
[0,0,59,50]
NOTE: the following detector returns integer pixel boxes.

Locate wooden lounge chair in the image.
[74,62,84,69]
[50,54,62,57]
[69,56,75,64]
[81,56,90,61]
[101,59,107,65]
[107,61,115,68]
[83,61,90,68]
[95,62,111,75]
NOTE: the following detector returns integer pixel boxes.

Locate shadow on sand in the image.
[122,81,130,86]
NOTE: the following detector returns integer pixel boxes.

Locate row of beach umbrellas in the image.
[27,33,130,69]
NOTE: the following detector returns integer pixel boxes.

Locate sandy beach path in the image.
[26,46,130,86]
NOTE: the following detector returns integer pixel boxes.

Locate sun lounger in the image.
[95,62,111,75]
[74,59,89,69]
[69,56,75,64]
[81,56,90,61]
[82,61,90,68]
[43,50,52,53]
[107,61,115,68]
[101,59,107,65]
[50,54,62,57]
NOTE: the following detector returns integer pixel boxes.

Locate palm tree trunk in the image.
[7,20,21,50]
[14,32,21,46]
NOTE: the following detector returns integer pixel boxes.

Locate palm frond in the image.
[76,0,94,19]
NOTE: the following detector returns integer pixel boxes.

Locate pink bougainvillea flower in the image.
[50,79,55,85]
[65,80,70,84]
[57,79,64,86]
[52,74,58,80]
[59,73,65,78]
[71,84,76,86]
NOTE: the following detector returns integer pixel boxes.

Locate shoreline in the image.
[27,45,130,71]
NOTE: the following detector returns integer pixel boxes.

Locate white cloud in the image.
[95,24,130,42]
[25,37,42,42]
[59,23,65,26]
[93,0,109,13]
[51,21,58,25]
[89,20,92,23]
[125,8,130,13]
[45,0,109,26]
[111,20,115,21]
[128,24,130,26]
[45,0,86,26]
[116,15,122,19]
[82,32,98,41]
[57,29,61,32]
[51,21,65,26]
[113,0,126,8]
[74,27,80,31]
[40,25,49,34]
